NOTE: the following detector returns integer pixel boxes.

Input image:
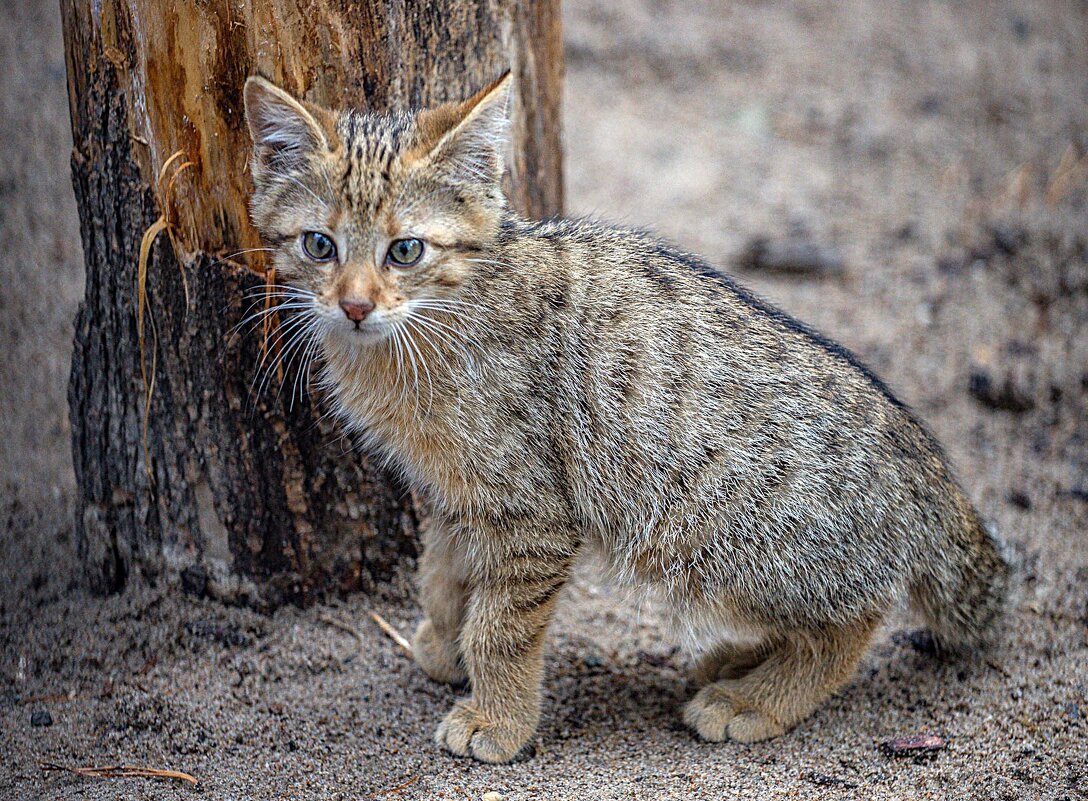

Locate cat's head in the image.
[242,74,511,345]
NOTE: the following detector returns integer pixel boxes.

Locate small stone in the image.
[968,368,1035,413]
[989,223,1026,256]
[1010,15,1030,41]
[880,734,945,761]
[185,619,251,647]
[1007,490,1032,510]
[1061,488,1088,504]
[180,565,208,597]
[894,221,917,241]
[917,95,943,115]
[583,654,603,669]
[805,771,858,789]
[891,629,939,656]
[30,709,53,727]
[482,792,504,801]
[736,235,845,278]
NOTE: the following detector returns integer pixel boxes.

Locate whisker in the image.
[390,322,410,406]
[292,322,326,410]
[286,331,315,410]
[249,312,315,401]
[411,310,487,360]
[405,314,469,372]
[207,247,277,271]
[396,321,423,420]
[410,298,489,313]
[401,319,434,416]
[230,303,314,337]
[240,286,317,301]
[264,317,318,402]
[400,324,421,419]
[463,257,515,270]
[265,169,331,209]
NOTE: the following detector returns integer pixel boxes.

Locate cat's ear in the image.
[243,76,332,173]
[415,72,512,185]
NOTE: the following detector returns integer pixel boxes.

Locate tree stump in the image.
[59,0,563,608]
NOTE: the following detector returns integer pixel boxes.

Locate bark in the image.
[59,0,564,608]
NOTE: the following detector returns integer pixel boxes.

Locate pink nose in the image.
[339,298,375,323]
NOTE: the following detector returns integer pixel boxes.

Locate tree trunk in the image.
[59,0,564,609]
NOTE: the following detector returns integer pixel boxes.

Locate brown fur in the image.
[243,75,1011,763]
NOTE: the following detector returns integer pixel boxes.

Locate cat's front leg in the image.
[435,536,573,763]
[413,515,470,685]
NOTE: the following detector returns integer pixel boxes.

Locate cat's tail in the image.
[909,508,1013,653]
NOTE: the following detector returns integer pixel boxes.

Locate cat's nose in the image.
[339,298,375,322]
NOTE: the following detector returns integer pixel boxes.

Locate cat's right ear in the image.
[243,77,330,173]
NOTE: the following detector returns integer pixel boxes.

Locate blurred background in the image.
[0,1,1085,796]
[3,0,1085,527]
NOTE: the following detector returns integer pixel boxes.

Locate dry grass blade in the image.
[39,761,198,785]
[261,266,286,385]
[136,216,168,484]
[135,151,194,484]
[319,613,365,653]
[19,692,75,705]
[369,611,413,657]
[998,162,1033,209]
[1045,149,1088,207]
[368,774,420,798]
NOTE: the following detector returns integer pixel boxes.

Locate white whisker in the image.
[266,169,331,209]
[463,258,515,270]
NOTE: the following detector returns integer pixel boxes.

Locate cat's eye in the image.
[301,231,337,262]
[386,238,425,267]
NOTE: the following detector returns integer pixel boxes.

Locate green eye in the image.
[386,238,425,267]
[301,231,337,262]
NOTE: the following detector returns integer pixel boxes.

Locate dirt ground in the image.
[2,0,1086,799]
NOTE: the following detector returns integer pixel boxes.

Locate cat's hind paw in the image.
[412,619,468,685]
[683,682,785,743]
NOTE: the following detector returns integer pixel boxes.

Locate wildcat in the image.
[242,73,1010,763]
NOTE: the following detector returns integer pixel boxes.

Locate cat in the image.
[242,73,1011,763]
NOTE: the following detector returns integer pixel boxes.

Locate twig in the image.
[319,614,366,653]
[38,761,197,785]
[19,692,74,705]
[368,774,420,798]
[369,611,413,657]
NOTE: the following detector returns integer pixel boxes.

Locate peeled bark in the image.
[60,0,564,608]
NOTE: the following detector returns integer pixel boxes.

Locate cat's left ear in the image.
[416,72,512,185]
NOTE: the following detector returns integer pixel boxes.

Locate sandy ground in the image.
[2,0,1087,799]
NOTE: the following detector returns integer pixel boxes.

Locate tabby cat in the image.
[243,74,1010,763]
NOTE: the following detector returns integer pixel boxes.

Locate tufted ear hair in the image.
[414,72,512,185]
[243,76,332,175]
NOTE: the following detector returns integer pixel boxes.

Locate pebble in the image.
[967,368,1035,413]
[30,709,53,727]
[736,235,845,277]
[880,734,945,761]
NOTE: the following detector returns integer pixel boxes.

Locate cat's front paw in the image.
[435,701,533,763]
[412,619,468,685]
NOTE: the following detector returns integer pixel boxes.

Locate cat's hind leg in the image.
[692,639,774,684]
[683,616,878,743]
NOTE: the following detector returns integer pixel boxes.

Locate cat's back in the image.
[494,216,909,428]
[484,216,954,531]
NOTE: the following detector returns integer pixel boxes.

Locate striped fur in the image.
[243,75,1011,762]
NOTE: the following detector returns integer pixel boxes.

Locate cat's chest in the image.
[332,363,513,494]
